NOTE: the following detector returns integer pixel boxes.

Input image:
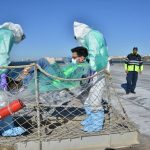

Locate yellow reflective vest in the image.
[124,53,143,72]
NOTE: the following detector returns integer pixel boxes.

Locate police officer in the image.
[124,47,143,94]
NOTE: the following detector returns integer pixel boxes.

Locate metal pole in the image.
[34,64,42,150]
[105,74,112,148]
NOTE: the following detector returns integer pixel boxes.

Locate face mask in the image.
[71,58,77,64]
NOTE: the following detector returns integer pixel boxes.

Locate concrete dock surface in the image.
[111,64,150,150]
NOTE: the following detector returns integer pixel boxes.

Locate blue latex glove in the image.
[0,73,8,90]
[83,123,103,132]
[2,127,26,136]
[81,107,104,132]
[0,116,14,135]
[81,114,93,126]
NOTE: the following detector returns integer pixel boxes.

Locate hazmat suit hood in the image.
[0,22,24,43]
[74,21,91,42]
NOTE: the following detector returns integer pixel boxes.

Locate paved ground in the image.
[111,63,150,150]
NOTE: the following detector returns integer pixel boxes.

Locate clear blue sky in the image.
[1,0,150,60]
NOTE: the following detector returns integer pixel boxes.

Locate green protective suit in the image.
[29,61,90,93]
[74,21,108,71]
[0,29,14,74]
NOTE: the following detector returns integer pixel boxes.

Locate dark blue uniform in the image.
[124,53,143,94]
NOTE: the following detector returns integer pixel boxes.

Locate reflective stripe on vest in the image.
[125,60,143,66]
[126,64,143,72]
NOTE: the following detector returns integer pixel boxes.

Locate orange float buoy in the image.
[0,99,25,120]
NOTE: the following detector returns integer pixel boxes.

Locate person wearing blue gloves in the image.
[0,22,25,90]
[74,21,109,132]
[0,22,26,136]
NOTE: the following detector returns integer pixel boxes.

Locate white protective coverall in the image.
[74,21,109,112]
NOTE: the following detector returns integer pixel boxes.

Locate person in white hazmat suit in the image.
[0,22,25,90]
[0,22,25,73]
[74,21,109,132]
[0,22,26,136]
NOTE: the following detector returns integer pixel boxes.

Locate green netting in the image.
[28,61,90,93]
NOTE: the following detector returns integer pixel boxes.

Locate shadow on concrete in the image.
[121,83,127,92]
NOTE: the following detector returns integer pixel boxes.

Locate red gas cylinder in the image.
[0,99,25,120]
